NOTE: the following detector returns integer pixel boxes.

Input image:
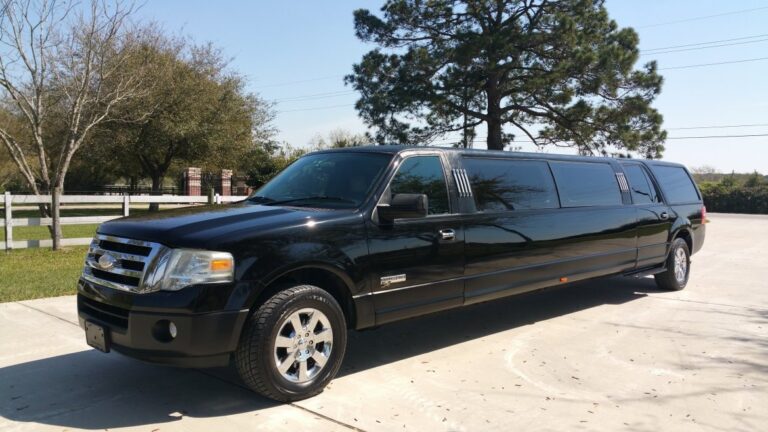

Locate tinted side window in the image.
[390,156,449,215]
[651,166,700,203]
[623,164,659,204]
[550,162,623,207]
[463,158,559,211]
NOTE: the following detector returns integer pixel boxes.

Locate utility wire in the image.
[659,56,768,70]
[271,54,768,110]
[643,33,768,52]
[253,75,345,89]
[434,130,768,144]
[255,7,768,90]
[277,103,353,113]
[636,6,768,29]
[667,123,768,131]
[666,134,768,140]
[434,133,768,146]
[274,90,356,103]
[641,38,768,56]
[264,24,768,111]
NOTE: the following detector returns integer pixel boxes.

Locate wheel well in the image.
[675,229,693,251]
[254,268,356,328]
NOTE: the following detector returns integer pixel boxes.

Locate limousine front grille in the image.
[81,234,165,293]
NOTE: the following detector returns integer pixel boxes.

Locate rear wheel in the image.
[235,285,347,402]
[654,238,690,291]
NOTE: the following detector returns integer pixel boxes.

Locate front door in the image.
[366,154,464,325]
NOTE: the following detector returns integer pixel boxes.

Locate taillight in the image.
[702,205,708,224]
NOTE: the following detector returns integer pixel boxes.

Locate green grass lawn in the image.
[4,224,99,241]
[6,206,151,218]
[1,206,112,241]
[0,246,88,302]
[0,204,200,302]
[1,206,155,241]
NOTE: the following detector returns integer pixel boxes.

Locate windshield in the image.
[248,152,393,209]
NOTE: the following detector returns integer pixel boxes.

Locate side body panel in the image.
[366,215,465,324]
[463,205,638,305]
[232,212,374,321]
[461,157,638,304]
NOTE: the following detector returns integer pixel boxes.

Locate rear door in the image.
[366,153,465,324]
[462,157,564,304]
[620,163,671,268]
[544,160,638,279]
[462,158,637,304]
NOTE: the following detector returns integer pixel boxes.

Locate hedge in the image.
[699,183,768,214]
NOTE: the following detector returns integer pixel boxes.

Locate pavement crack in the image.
[195,369,364,431]
[15,301,80,327]
[645,295,766,311]
[289,403,366,432]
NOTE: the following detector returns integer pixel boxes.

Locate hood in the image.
[97,203,346,250]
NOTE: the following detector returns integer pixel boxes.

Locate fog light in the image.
[152,319,177,343]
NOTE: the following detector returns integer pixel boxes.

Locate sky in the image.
[135,0,768,173]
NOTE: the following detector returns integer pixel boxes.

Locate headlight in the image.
[144,249,234,292]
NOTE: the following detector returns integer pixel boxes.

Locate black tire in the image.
[654,238,690,291]
[235,285,347,402]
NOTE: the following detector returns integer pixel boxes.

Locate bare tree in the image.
[691,165,719,175]
[0,0,147,249]
[310,128,370,149]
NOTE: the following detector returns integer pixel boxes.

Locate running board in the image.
[623,265,667,278]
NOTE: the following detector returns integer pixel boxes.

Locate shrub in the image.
[699,181,768,214]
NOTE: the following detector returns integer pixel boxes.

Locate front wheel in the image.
[235,285,347,402]
[654,238,690,291]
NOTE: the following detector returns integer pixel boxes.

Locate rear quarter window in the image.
[550,161,623,207]
[623,164,660,204]
[651,166,700,204]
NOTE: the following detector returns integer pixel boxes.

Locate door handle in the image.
[660,212,669,220]
[439,229,456,241]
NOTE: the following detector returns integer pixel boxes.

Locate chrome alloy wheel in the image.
[674,247,688,283]
[273,308,333,383]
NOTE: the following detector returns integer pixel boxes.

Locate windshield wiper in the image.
[264,196,357,207]
[247,195,275,203]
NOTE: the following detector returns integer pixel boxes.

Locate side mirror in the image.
[377,193,428,222]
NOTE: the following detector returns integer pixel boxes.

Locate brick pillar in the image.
[184,167,201,196]
[233,177,248,196]
[220,169,233,196]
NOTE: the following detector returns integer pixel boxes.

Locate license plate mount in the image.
[85,321,110,353]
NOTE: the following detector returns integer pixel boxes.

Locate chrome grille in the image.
[82,234,166,293]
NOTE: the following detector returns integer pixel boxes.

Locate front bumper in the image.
[77,288,249,368]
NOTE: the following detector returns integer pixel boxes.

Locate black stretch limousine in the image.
[78,146,706,401]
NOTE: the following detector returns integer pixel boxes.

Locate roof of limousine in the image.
[311,145,684,167]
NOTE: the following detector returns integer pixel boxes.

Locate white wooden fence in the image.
[1,192,243,250]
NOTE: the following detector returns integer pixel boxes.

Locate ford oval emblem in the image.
[98,254,118,271]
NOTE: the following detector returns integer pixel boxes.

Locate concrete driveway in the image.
[1,213,766,431]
